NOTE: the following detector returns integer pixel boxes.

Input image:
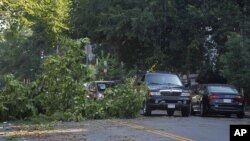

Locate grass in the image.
[2,115,57,140]
[4,122,55,140]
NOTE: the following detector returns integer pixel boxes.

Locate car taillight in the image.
[234,95,244,103]
[208,95,220,100]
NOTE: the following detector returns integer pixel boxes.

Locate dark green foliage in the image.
[33,37,89,115]
[0,37,146,121]
[196,69,227,84]
[0,37,90,121]
[0,74,36,121]
[0,28,42,81]
[70,0,242,74]
[220,33,250,102]
[103,78,147,118]
[1,0,250,120]
[95,51,124,80]
[68,78,147,120]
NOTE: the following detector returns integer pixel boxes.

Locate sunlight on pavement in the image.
[0,128,87,137]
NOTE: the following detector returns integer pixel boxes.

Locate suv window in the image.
[145,73,183,86]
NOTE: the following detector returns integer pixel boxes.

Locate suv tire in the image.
[167,109,174,116]
[142,102,151,116]
[190,104,196,115]
[181,104,191,117]
[237,111,245,118]
[200,102,207,117]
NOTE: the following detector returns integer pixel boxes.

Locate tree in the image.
[186,0,243,80]
[1,0,71,41]
[70,0,242,75]
[0,0,72,80]
[34,37,90,115]
[95,51,124,80]
[220,33,250,98]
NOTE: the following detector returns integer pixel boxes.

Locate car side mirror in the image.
[184,83,190,88]
[182,79,190,88]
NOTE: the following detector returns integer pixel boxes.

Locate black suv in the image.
[140,72,191,116]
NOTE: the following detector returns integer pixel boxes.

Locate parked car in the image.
[139,72,191,116]
[190,84,245,118]
[87,81,117,100]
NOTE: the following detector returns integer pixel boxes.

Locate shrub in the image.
[33,37,89,115]
[0,37,147,121]
[103,78,147,118]
[0,74,35,121]
[68,77,147,120]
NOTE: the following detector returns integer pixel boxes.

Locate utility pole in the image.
[104,60,107,79]
[85,44,93,67]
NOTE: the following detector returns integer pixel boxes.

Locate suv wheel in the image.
[224,113,231,118]
[237,111,245,118]
[190,104,196,115]
[200,102,207,117]
[181,104,191,117]
[142,102,151,116]
[167,109,174,116]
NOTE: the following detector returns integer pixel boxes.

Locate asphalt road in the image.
[0,111,250,141]
[86,111,250,141]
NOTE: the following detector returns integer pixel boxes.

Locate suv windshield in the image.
[145,74,183,86]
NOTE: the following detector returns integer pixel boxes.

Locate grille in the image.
[160,91,181,96]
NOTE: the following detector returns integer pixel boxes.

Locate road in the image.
[0,111,250,141]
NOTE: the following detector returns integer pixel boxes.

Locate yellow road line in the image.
[146,129,194,141]
[110,120,195,141]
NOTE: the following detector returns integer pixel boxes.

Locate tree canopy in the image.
[0,0,250,119]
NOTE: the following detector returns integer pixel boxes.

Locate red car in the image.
[87,81,117,100]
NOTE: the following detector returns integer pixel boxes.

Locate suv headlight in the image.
[181,92,190,96]
[149,91,160,96]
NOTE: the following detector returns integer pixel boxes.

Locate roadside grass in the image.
[3,115,57,140]
[5,123,54,140]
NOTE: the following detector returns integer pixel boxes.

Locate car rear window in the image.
[208,85,238,94]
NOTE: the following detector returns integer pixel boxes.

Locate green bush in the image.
[103,78,147,118]
[0,74,35,121]
[0,37,147,121]
[0,76,147,121]
[68,77,147,120]
[32,37,90,115]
